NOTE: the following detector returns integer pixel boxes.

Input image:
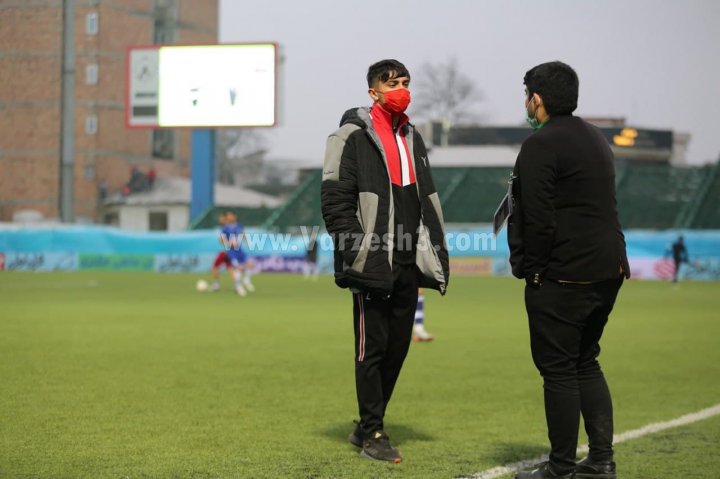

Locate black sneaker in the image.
[348,420,363,448]
[575,457,616,479]
[360,430,402,463]
[515,461,574,479]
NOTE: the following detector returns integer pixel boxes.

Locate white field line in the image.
[460,403,720,479]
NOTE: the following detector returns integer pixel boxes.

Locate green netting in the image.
[263,170,322,231]
[201,164,719,232]
[429,167,469,202]
[616,164,708,229]
[190,206,274,230]
[441,167,513,224]
[690,165,720,229]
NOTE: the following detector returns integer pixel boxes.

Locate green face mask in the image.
[525,96,542,129]
[526,112,541,129]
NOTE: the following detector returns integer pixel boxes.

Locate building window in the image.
[84,164,95,180]
[153,0,176,44]
[86,12,99,35]
[85,115,98,135]
[149,211,168,231]
[152,129,174,159]
[86,63,99,85]
[103,212,119,226]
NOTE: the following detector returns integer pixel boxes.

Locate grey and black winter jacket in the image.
[320,107,450,295]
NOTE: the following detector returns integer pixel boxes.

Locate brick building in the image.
[0,0,218,222]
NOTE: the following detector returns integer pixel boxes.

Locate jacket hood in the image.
[339,107,370,129]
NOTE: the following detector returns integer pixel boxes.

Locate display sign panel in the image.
[127,43,277,128]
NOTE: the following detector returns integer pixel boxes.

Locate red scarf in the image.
[370,103,416,187]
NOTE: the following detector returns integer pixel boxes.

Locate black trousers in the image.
[353,264,419,436]
[524,277,623,472]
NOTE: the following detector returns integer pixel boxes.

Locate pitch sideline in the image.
[460,403,720,479]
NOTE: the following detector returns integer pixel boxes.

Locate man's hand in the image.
[525,272,543,288]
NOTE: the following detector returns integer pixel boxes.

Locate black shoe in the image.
[348,420,363,448]
[575,457,616,479]
[360,430,402,463]
[515,461,574,479]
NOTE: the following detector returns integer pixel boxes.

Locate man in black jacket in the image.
[670,235,688,283]
[321,59,449,463]
[509,61,630,479]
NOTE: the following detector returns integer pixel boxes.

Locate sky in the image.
[219,0,720,165]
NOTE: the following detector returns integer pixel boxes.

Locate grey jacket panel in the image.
[416,220,447,294]
[428,192,447,238]
[323,123,361,182]
[352,192,380,271]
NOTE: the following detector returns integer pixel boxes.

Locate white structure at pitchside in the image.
[102,177,281,232]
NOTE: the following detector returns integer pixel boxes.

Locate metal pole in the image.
[60,0,76,222]
[190,129,216,224]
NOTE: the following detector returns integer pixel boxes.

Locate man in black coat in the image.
[321,59,449,463]
[509,61,630,479]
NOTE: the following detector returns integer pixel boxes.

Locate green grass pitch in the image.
[1,272,719,478]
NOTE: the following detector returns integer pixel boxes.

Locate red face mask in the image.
[381,88,411,114]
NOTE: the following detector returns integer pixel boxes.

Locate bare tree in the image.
[412,58,484,144]
[216,129,267,185]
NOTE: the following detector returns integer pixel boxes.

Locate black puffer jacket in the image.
[321,107,449,295]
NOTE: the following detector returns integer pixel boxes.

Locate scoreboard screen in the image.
[127,43,277,128]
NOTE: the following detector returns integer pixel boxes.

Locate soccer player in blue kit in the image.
[220,211,255,296]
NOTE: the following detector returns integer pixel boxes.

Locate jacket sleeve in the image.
[516,137,557,283]
[320,129,365,267]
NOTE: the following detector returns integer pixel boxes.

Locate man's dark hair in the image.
[524,61,579,116]
[367,59,410,88]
